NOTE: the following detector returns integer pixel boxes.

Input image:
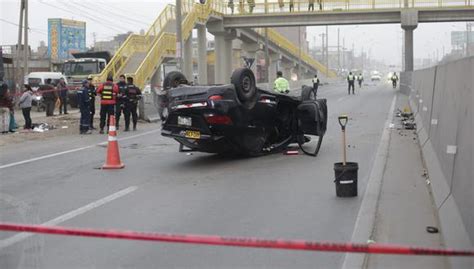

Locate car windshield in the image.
[63,62,98,76]
[28,78,41,87]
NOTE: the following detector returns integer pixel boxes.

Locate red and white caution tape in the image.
[1,222,473,256]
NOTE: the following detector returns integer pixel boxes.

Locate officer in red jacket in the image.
[96,76,119,134]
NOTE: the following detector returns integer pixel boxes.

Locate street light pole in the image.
[325,25,329,77]
[176,0,183,71]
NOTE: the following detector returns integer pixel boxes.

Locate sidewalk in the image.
[365,94,449,268]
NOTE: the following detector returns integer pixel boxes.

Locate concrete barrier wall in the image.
[409,56,473,268]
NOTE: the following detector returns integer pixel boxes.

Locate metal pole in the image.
[23,0,28,78]
[325,25,329,77]
[176,0,183,71]
[264,29,270,84]
[342,37,345,71]
[298,26,302,79]
[337,28,340,72]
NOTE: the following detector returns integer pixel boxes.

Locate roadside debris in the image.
[395,108,416,130]
[426,226,439,233]
[32,123,56,133]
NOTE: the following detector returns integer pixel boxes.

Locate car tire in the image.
[301,85,316,101]
[231,68,257,109]
[163,71,188,90]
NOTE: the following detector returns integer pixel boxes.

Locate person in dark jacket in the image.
[58,77,68,114]
[77,80,91,134]
[87,76,97,129]
[40,78,58,116]
[19,84,33,129]
[0,80,13,133]
[115,74,127,129]
[123,77,142,131]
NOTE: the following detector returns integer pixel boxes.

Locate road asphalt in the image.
[1,81,397,269]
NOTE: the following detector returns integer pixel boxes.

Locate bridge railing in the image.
[223,0,472,15]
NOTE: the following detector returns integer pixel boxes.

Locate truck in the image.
[62,51,111,107]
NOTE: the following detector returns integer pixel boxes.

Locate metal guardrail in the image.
[223,0,473,14]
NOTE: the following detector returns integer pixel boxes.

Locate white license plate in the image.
[178,116,192,126]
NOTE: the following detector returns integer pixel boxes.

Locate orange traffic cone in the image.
[102,115,125,169]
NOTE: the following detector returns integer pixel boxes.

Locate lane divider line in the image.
[0,186,138,249]
[0,129,160,170]
[0,221,473,256]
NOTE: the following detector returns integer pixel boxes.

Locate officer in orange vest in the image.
[96,76,119,134]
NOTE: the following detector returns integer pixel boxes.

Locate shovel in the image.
[338,115,348,165]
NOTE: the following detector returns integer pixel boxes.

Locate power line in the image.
[94,0,156,21]
[73,1,151,27]
[0,18,47,35]
[38,0,124,33]
[64,1,146,29]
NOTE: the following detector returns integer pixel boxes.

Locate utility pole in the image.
[176,0,183,71]
[325,25,329,77]
[16,0,25,94]
[23,0,28,80]
[466,22,472,57]
[298,26,302,79]
[342,37,345,71]
[321,33,325,67]
[264,0,270,84]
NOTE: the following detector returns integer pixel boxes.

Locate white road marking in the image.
[0,129,160,170]
[0,186,138,249]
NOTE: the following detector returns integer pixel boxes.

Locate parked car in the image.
[161,68,328,156]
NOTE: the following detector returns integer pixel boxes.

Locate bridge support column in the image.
[241,42,260,75]
[183,32,193,82]
[401,10,418,95]
[208,21,236,84]
[197,25,208,85]
[268,53,281,85]
[281,61,295,80]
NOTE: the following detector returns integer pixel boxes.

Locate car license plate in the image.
[185,130,200,139]
[178,116,192,126]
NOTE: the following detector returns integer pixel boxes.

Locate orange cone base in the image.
[102,163,125,169]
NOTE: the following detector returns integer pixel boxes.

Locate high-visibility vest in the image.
[274,77,290,93]
[101,83,114,100]
[312,78,320,84]
[348,75,355,81]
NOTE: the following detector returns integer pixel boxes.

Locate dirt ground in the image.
[0,108,84,147]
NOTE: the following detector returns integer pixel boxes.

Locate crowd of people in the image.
[0,75,142,135]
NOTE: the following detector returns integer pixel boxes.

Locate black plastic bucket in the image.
[334,162,358,197]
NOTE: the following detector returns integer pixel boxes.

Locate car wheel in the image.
[163,71,188,90]
[231,68,257,109]
[301,85,316,101]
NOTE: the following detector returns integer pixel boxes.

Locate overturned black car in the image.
[161,68,327,156]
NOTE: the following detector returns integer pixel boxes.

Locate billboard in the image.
[48,18,86,61]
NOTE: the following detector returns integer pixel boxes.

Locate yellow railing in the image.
[223,0,472,14]
[258,28,337,77]
[133,33,177,88]
[126,0,228,88]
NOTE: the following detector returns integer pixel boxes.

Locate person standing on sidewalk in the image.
[115,75,127,130]
[87,76,97,130]
[19,84,33,129]
[357,73,363,88]
[0,80,13,133]
[123,77,142,132]
[57,77,68,115]
[97,76,119,134]
[273,71,290,94]
[40,78,58,116]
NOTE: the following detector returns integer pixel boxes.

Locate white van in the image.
[24,72,68,91]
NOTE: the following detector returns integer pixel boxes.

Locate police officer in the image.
[357,73,363,88]
[87,76,97,129]
[391,72,399,88]
[312,74,320,96]
[124,77,142,131]
[273,71,290,94]
[97,76,119,134]
[115,74,127,129]
[77,80,91,134]
[347,72,356,95]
